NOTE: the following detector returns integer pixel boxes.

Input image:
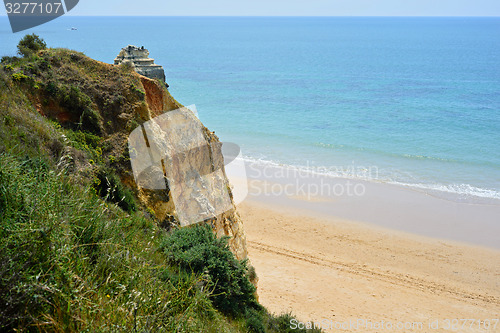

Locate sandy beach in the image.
[239,199,500,332]
[229,161,500,332]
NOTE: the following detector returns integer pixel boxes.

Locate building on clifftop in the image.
[114,45,167,85]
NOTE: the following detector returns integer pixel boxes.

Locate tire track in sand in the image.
[247,240,499,306]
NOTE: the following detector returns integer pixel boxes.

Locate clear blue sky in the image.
[70,0,500,16]
[2,0,500,16]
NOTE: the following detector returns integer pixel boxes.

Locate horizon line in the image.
[1,14,500,18]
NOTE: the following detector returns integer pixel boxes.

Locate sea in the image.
[1,16,499,202]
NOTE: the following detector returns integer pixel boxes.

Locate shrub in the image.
[17,34,47,57]
[266,312,323,333]
[45,80,59,96]
[1,56,13,63]
[56,85,102,134]
[65,129,103,152]
[11,72,30,82]
[60,85,91,114]
[2,64,14,72]
[36,58,51,71]
[94,167,138,213]
[80,107,101,134]
[130,83,146,100]
[246,308,267,333]
[160,223,260,317]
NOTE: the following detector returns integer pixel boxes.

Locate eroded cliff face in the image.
[140,77,176,115]
[130,76,249,260]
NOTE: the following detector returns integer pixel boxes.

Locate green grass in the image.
[0,153,232,331]
[0,153,322,332]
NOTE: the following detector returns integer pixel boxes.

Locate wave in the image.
[387,181,500,201]
[238,155,500,202]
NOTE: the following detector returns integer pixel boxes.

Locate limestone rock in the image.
[114,45,166,83]
[132,78,249,262]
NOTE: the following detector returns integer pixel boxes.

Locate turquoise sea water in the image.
[1,17,499,200]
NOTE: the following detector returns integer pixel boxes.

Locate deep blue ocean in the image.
[1,16,499,200]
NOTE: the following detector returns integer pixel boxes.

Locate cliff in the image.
[132,76,249,260]
[1,47,248,260]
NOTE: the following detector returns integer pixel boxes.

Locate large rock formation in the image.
[114,45,166,83]
[133,78,248,260]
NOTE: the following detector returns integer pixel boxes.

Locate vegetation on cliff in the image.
[0,35,322,332]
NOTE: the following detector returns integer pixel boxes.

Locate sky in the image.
[70,0,500,16]
[1,0,500,16]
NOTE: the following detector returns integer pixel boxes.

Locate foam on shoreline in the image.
[238,155,500,203]
[227,158,500,249]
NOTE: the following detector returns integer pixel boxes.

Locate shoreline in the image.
[227,160,500,249]
[238,199,500,332]
[237,156,500,203]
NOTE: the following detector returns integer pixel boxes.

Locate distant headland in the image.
[114,45,167,85]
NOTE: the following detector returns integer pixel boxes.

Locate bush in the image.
[55,84,101,134]
[2,64,14,72]
[94,167,138,213]
[36,58,51,71]
[65,129,103,151]
[1,56,12,64]
[45,80,59,96]
[59,85,91,114]
[0,153,223,331]
[1,56,21,64]
[11,72,30,82]
[246,308,267,333]
[161,223,260,317]
[17,34,47,57]
[264,312,324,333]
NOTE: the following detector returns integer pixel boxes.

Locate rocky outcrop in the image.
[136,77,248,260]
[114,45,166,83]
[140,76,178,115]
